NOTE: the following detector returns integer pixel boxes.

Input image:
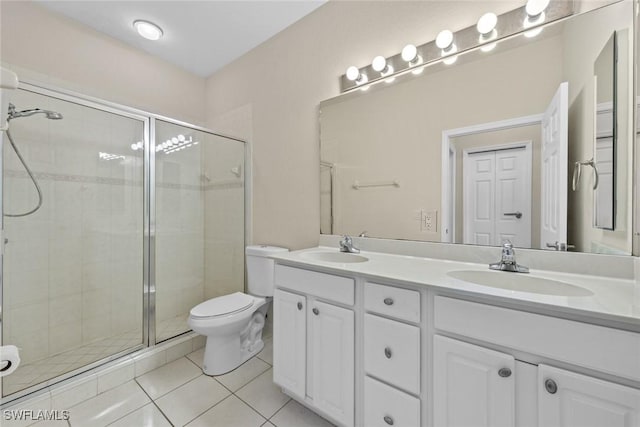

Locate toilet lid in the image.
[190,292,255,318]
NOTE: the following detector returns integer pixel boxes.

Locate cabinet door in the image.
[309,300,354,427]
[434,335,515,427]
[538,364,640,427]
[273,289,306,399]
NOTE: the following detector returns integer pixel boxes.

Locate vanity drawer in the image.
[364,313,420,394]
[364,376,420,427]
[274,264,354,306]
[434,296,640,381]
[364,282,420,323]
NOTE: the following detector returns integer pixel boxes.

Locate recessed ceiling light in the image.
[133,20,163,41]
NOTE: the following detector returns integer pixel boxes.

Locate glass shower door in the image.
[1,89,145,397]
[154,120,245,342]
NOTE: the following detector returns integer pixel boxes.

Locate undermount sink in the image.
[300,251,369,263]
[447,270,594,297]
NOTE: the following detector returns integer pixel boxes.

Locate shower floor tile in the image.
[3,330,142,396]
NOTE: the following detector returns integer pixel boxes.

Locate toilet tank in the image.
[246,245,289,296]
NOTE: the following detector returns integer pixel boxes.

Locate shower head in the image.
[7,103,63,121]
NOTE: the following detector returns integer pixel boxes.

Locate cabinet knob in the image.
[498,368,512,378]
[545,378,558,394]
[383,415,394,425]
[312,307,319,315]
[297,302,303,310]
[383,298,394,306]
[384,347,392,359]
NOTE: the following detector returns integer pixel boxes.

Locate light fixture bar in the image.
[340,0,572,92]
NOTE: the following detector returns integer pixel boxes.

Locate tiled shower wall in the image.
[3,90,144,366]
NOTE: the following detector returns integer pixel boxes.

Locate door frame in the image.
[462,140,533,246]
[441,114,543,243]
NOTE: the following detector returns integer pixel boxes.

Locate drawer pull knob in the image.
[498,368,512,378]
[545,379,558,394]
[297,302,303,310]
[312,307,319,315]
[383,415,394,425]
[384,347,392,359]
[383,298,394,306]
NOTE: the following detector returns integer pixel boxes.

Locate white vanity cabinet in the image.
[273,266,355,427]
[433,296,640,427]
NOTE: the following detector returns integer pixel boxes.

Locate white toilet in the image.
[188,245,288,376]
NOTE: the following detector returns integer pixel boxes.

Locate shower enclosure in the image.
[0,83,246,400]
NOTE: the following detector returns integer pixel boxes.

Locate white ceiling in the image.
[35,1,326,77]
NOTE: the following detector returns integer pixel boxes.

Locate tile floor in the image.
[30,337,335,427]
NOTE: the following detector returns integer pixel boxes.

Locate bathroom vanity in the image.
[270,247,640,427]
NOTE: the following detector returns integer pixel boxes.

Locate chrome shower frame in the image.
[0,80,250,404]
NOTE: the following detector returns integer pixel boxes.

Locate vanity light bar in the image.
[340,0,573,93]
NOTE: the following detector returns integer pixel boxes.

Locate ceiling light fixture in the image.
[133,20,163,41]
[477,13,498,36]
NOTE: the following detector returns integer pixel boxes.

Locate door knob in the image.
[312,308,319,315]
[384,347,392,359]
[383,415,394,425]
[383,298,394,306]
[504,211,523,219]
[297,302,303,310]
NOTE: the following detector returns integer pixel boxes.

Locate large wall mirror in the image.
[320,0,635,255]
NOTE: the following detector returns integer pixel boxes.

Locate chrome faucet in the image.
[489,242,529,273]
[339,235,360,254]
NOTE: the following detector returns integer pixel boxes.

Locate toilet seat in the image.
[190,292,255,319]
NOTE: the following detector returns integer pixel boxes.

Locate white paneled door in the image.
[309,300,355,427]
[273,289,306,399]
[541,82,569,250]
[538,364,640,427]
[463,144,532,247]
[433,335,516,427]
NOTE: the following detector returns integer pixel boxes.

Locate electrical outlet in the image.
[422,210,437,232]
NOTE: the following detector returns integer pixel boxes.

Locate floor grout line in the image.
[132,378,175,427]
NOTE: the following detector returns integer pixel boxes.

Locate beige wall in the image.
[205,1,524,250]
[0,1,206,125]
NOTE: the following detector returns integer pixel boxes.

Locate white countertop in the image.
[272,246,640,329]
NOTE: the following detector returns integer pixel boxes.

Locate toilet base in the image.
[202,337,265,376]
[201,305,269,376]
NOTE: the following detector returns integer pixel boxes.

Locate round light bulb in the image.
[401,44,418,62]
[372,56,387,72]
[178,134,185,142]
[477,12,497,35]
[131,143,138,150]
[171,137,178,144]
[436,30,454,49]
[526,0,550,16]
[346,66,360,81]
[133,20,163,41]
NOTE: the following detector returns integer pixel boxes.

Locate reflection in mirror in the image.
[319,1,634,255]
[593,32,616,230]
